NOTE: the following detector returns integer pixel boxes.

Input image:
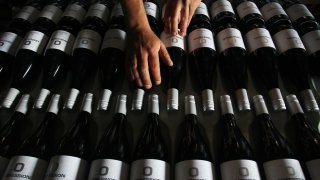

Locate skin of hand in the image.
[121,0,173,89]
[164,0,201,36]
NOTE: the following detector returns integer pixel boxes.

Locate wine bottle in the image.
[1,0,69,109]
[33,0,90,109]
[97,2,126,111]
[270,23,319,111]
[175,95,215,180]
[243,22,286,111]
[210,0,237,25]
[64,0,111,110]
[215,22,250,111]
[219,95,262,179]
[2,94,61,180]
[44,93,93,180]
[188,3,217,112]
[231,0,264,26]
[144,0,160,35]
[255,0,291,29]
[0,95,31,177]
[88,94,130,180]
[130,94,170,180]
[286,94,320,180]
[252,95,306,180]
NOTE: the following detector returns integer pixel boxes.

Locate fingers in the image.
[171,3,181,36]
[179,5,189,36]
[149,52,161,85]
[159,42,173,66]
[131,55,143,87]
[138,49,152,89]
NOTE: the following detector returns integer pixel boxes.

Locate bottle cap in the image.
[148,94,159,114]
[286,94,304,115]
[268,88,286,111]
[2,88,20,109]
[253,95,269,115]
[115,94,127,115]
[97,89,112,111]
[299,89,319,111]
[201,89,215,112]
[15,94,31,114]
[81,93,93,114]
[185,95,197,115]
[167,88,179,111]
[63,88,80,110]
[33,88,51,109]
[220,95,234,115]
[235,88,251,111]
[47,94,61,115]
[131,88,145,110]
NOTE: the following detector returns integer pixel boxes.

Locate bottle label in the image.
[88,159,129,180]
[244,28,275,53]
[3,156,48,180]
[216,28,246,53]
[306,159,320,180]
[263,159,306,180]
[175,160,215,180]
[111,3,124,18]
[19,30,49,54]
[44,155,87,180]
[0,32,22,56]
[101,29,126,51]
[160,31,186,50]
[260,2,287,22]
[0,156,9,177]
[86,3,110,24]
[236,1,261,20]
[14,6,40,24]
[286,4,314,22]
[194,2,209,18]
[210,0,234,19]
[144,2,159,20]
[272,29,305,53]
[130,159,170,180]
[188,28,215,53]
[220,159,261,180]
[301,30,320,55]
[45,30,76,55]
[38,5,63,24]
[73,29,102,54]
[62,4,87,24]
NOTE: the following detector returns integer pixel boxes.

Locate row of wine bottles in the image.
[0,91,319,180]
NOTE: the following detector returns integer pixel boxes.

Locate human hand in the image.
[164,0,201,36]
[127,27,173,89]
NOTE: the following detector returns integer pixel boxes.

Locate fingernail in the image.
[170,62,174,66]
[155,81,161,85]
[145,84,152,89]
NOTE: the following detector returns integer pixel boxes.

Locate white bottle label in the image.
[144,2,159,20]
[194,2,209,18]
[175,160,215,180]
[130,159,170,180]
[263,159,306,180]
[188,28,215,53]
[220,159,261,180]
[88,159,129,180]
[216,28,246,53]
[86,3,110,24]
[272,29,305,54]
[161,31,186,50]
[260,2,287,22]
[210,0,234,19]
[286,4,314,22]
[39,5,63,24]
[111,3,124,18]
[14,6,40,23]
[3,156,48,180]
[45,155,87,180]
[63,4,87,24]
[0,32,22,56]
[301,30,320,55]
[236,1,261,20]
[101,29,126,51]
[306,159,320,180]
[0,156,9,178]
[46,30,75,55]
[73,29,102,54]
[244,28,276,53]
[19,30,49,54]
